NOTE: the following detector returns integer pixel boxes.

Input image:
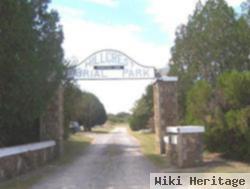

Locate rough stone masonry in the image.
[153,77,178,154]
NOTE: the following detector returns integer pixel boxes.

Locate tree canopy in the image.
[64,82,107,135]
[169,0,250,160]
[129,85,153,131]
[0,0,64,146]
[169,0,250,120]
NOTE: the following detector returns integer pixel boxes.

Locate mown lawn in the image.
[0,133,92,189]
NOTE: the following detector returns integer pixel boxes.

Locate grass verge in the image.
[92,125,114,134]
[57,133,92,165]
[128,128,169,167]
[0,133,92,189]
[128,126,250,172]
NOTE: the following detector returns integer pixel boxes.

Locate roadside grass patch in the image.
[177,153,250,173]
[91,122,115,134]
[56,133,92,165]
[128,128,169,167]
[207,162,250,173]
[128,126,250,172]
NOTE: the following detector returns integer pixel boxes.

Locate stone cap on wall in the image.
[160,76,178,81]
[166,126,205,134]
[0,140,56,158]
[157,76,178,82]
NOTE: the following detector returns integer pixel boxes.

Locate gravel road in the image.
[32,127,158,189]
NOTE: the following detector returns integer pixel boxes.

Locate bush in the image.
[129,113,149,131]
[185,80,212,124]
[64,82,107,135]
[0,0,64,146]
[217,71,250,109]
[223,107,250,160]
[129,85,153,131]
[184,71,250,161]
[217,71,250,159]
[108,112,130,124]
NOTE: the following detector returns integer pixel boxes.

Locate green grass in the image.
[128,128,169,167]
[0,133,92,189]
[128,126,250,172]
[204,159,250,173]
[91,122,116,134]
[56,133,92,165]
[176,157,250,173]
[0,176,42,189]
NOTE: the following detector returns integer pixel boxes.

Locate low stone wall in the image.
[165,133,203,168]
[164,126,205,168]
[0,140,55,182]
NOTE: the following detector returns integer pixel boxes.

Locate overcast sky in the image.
[50,0,243,113]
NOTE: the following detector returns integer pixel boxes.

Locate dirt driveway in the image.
[31,127,158,189]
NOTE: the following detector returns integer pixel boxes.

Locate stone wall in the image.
[0,85,64,182]
[153,77,178,154]
[166,133,204,168]
[40,84,64,157]
[0,141,55,182]
[146,116,155,132]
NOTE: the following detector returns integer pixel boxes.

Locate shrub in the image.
[184,72,250,161]
[185,80,212,124]
[129,85,153,131]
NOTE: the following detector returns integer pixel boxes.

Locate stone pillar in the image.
[40,84,64,157]
[153,77,178,154]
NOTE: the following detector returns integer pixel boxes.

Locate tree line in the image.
[64,82,107,138]
[168,0,250,160]
[0,0,107,147]
[108,112,131,124]
[129,85,153,131]
[0,0,64,146]
[130,0,250,161]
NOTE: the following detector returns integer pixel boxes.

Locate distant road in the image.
[32,127,158,189]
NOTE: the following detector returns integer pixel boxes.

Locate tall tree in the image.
[0,0,64,146]
[129,85,153,131]
[242,0,250,24]
[64,82,107,133]
[169,0,250,119]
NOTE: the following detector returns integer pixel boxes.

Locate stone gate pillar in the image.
[153,76,178,154]
[40,84,64,157]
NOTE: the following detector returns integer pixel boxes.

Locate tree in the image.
[169,0,250,120]
[108,112,131,123]
[212,71,250,160]
[185,80,212,124]
[0,0,64,146]
[168,0,250,160]
[80,92,107,131]
[242,0,250,24]
[129,85,153,131]
[217,71,250,110]
[63,82,83,138]
[64,82,107,134]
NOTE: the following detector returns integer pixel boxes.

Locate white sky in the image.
[51,0,243,113]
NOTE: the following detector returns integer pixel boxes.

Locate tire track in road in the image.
[32,127,158,189]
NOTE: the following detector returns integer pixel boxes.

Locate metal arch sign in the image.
[67,49,156,80]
